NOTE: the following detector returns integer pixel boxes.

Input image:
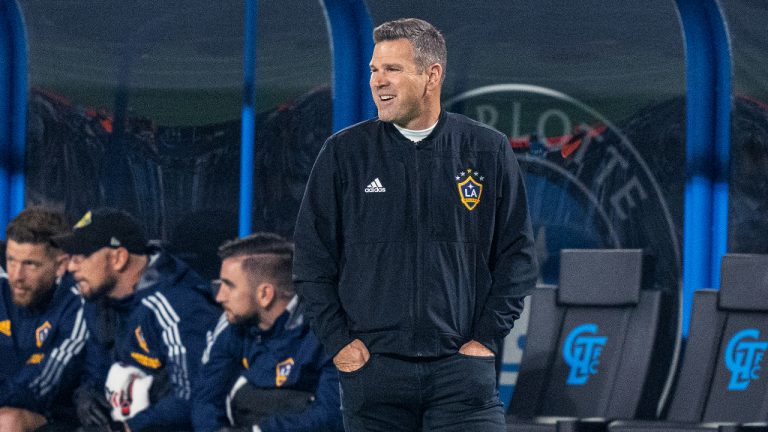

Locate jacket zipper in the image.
[414,142,423,357]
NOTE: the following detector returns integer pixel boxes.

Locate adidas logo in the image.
[364,178,386,193]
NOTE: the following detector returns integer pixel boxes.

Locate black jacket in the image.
[293,110,537,358]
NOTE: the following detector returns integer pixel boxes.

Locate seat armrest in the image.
[554,417,609,432]
[739,423,768,432]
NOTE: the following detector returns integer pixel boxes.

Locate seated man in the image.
[193,233,343,432]
[53,207,220,431]
[0,207,87,432]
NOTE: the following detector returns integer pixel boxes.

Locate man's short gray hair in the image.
[373,18,447,75]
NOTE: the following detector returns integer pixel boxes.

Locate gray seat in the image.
[609,254,768,432]
[506,249,678,432]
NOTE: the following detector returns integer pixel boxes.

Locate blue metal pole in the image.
[677,0,714,337]
[321,0,374,132]
[0,1,10,235]
[0,0,27,236]
[706,0,731,287]
[9,0,26,218]
[675,0,731,336]
[239,0,257,237]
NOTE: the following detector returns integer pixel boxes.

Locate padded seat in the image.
[608,254,768,432]
[506,249,678,432]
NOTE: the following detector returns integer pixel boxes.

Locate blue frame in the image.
[239,0,259,237]
[0,0,26,237]
[237,0,374,236]
[675,0,731,336]
[321,0,376,133]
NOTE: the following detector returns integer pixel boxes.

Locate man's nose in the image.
[8,265,22,281]
[371,71,386,87]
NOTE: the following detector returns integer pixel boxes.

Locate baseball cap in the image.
[52,208,148,256]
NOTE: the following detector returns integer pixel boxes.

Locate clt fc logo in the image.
[725,329,768,391]
[563,323,607,385]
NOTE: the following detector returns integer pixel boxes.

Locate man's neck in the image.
[258,300,288,331]
[398,104,441,130]
[257,295,298,331]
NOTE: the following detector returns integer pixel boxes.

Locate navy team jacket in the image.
[293,109,538,359]
[82,250,220,431]
[0,270,87,417]
[192,297,343,432]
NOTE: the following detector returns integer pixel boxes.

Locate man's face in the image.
[369,38,431,129]
[216,258,261,325]
[67,247,118,300]
[5,240,64,307]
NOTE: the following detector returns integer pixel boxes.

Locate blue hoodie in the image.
[0,270,87,418]
[82,249,220,431]
[193,297,343,432]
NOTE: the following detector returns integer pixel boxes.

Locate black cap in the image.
[52,208,148,256]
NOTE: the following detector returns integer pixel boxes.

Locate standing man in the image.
[293,18,537,431]
[193,232,343,432]
[0,207,87,432]
[53,207,220,431]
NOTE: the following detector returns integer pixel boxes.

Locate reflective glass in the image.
[20,1,332,278]
[720,0,768,254]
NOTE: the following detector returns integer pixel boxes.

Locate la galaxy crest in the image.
[0,320,10,337]
[36,321,52,348]
[275,358,295,387]
[456,168,484,211]
[135,326,150,353]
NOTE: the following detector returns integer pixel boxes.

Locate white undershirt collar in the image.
[393,119,438,143]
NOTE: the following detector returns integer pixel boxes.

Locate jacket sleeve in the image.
[258,352,343,432]
[0,290,89,415]
[192,314,243,432]
[293,140,352,358]
[126,292,202,431]
[471,138,538,354]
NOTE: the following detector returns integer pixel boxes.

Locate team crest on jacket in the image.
[36,321,52,348]
[0,320,10,336]
[456,168,484,211]
[135,326,149,353]
[275,358,295,387]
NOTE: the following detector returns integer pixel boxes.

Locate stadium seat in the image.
[506,249,677,432]
[609,254,768,432]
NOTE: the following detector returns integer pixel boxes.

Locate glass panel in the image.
[720,0,768,254]
[20,0,332,278]
[366,0,685,401]
[250,0,333,238]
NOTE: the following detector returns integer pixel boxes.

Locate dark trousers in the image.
[338,352,505,432]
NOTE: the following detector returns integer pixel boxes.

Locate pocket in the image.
[454,353,497,406]
[338,354,376,414]
[337,353,375,377]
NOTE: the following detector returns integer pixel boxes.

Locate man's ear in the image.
[54,253,69,278]
[256,283,276,309]
[109,248,131,272]
[426,63,443,89]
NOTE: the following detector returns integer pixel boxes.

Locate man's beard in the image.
[81,274,119,302]
[229,310,261,327]
[10,282,54,310]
